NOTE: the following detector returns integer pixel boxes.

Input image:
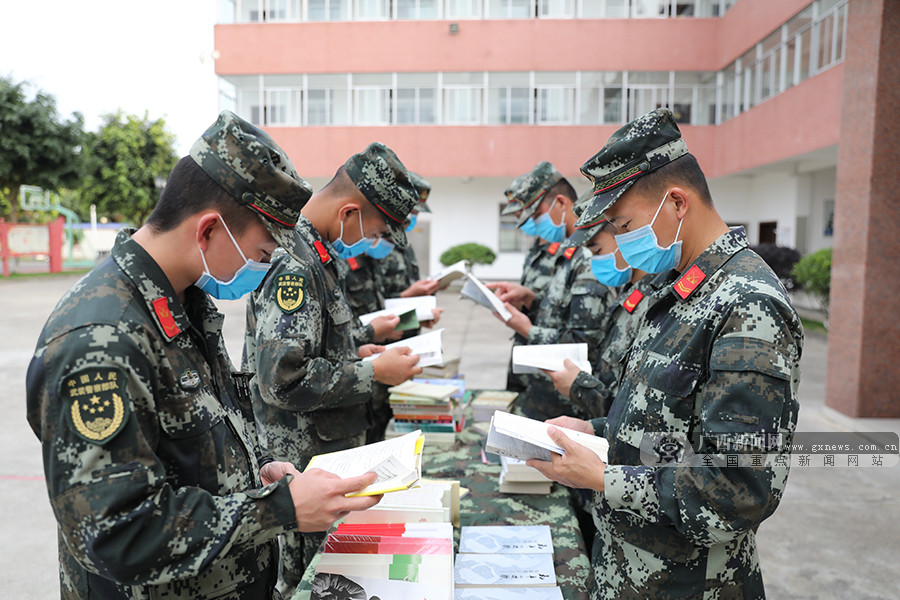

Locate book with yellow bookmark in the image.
[304,430,425,497]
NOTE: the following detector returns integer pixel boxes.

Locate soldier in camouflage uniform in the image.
[529,109,803,600]
[25,111,380,600]
[243,142,423,591]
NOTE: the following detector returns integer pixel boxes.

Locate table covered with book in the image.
[292,389,594,600]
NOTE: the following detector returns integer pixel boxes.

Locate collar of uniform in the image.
[293,215,333,265]
[666,226,749,302]
[111,229,191,342]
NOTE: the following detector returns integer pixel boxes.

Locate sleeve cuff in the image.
[604,465,659,521]
[355,359,375,394]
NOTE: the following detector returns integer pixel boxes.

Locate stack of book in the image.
[312,522,454,600]
[342,479,461,526]
[454,525,562,598]
[422,354,461,378]
[387,380,459,445]
[470,390,518,423]
[498,455,553,495]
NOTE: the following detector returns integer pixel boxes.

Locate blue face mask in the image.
[332,211,373,259]
[534,203,566,243]
[520,216,539,237]
[365,237,395,260]
[405,214,417,233]
[615,191,683,274]
[195,215,271,300]
[590,250,633,287]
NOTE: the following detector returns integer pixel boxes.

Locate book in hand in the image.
[511,343,592,375]
[385,295,438,322]
[455,587,564,600]
[485,410,609,464]
[362,328,444,368]
[358,307,420,331]
[304,430,425,496]
[460,274,512,321]
[458,525,553,554]
[455,553,556,587]
[428,259,469,289]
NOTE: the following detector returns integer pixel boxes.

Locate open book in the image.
[512,343,591,374]
[305,430,425,496]
[362,328,444,368]
[427,259,469,290]
[485,411,609,464]
[460,274,512,321]
[385,296,438,322]
[358,307,419,331]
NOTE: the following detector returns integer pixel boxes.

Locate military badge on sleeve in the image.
[275,272,306,313]
[61,367,130,445]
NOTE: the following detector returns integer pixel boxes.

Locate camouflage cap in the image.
[409,171,432,213]
[570,108,687,246]
[190,110,312,262]
[500,162,564,227]
[566,189,607,248]
[344,142,418,247]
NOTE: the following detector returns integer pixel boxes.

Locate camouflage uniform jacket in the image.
[569,275,654,419]
[377,243,420,299]
[26,230,296,600]
[515,246,617,421]
[588,227,802,600]
[243,216,373,469]
[338,255,382,347]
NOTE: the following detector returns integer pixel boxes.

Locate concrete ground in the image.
[1,273,897,598]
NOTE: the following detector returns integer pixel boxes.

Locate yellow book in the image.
[305,430,425,497]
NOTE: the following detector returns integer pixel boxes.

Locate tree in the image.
[792,247,832,319]
[440,243,497,267]
[0,76,84,222]
[77,111,177,226]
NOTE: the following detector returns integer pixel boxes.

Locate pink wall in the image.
[265,124,717,180]
[719,0,812,66]
[215,19,722,74]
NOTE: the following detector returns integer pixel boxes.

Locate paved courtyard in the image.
[1,272,897,598]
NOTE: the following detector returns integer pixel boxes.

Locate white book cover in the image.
[460,275,512,321]
[455,553,556,587]
[385,295,438,322]
[511,343,591,375]
[428,259,469,288]
[485,410,609,464]
[454,587,564,600]
[458,525,553,554]
[363,329,444,368]
[311,572,451,600]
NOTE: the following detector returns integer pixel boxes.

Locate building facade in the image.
[214,0,847,279]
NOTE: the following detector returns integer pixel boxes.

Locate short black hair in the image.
[629,153,713,206]
[321,165,360,199]
[545,177,577,204]
[145,157,260,234]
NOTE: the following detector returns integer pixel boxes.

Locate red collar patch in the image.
[673,265,706,300]
[152,297,181,338]
[547,242,560,255]
[347,257,359,271]
[622,289,644,313]
[563,246,577,260]
[313,240,331,264]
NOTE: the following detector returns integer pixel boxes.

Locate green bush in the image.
[792,247,832,315]
[440,243,496,267]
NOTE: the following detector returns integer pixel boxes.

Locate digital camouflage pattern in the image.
[408,170,432,212]
[515,246,617,422]
[587,227,802,599]
[292,404,593,600]
[570,108,688,246]
[337,255,382,347]
[500,161,564,226]
[377,242,421,300]
[343,142,418,248]
[569,275,654,420]
[243,215,374,587]
[190,110,313,261]
[26,230,297,600]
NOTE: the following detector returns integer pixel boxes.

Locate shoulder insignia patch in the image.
[152,297,180,338]
[313,240,331,264]
[673,264,706,300]
[275,272,307,313]
[347,257,360,271]
[61,367,129,445]
[563,246,577,260]
[547,242,560,255]
[622,289,644,313]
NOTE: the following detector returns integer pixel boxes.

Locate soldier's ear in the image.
[668,187,690,220]
[337,202,362,222]
[195,212,221,251]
